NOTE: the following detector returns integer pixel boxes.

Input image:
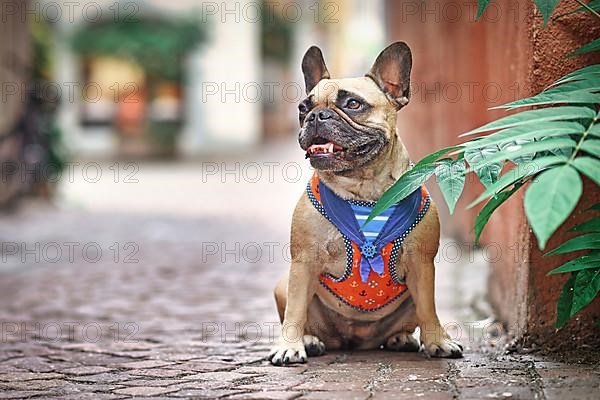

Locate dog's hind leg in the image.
[381,299,420,352]
[385,331,420,352]
[272,273,327,360]
[303,335,326,356]
[273,273,288,323]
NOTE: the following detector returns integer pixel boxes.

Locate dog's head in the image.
[298,42,412,173]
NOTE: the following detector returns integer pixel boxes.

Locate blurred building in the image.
[39,0,260,158]
[15,0,388,158]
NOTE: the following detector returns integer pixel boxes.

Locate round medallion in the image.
[360,241,378,259]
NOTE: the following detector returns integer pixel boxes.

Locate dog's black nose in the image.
[318,109,334,121]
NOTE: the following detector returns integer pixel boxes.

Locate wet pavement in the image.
[0,141,598,399]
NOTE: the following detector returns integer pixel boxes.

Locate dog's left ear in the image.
[366,42,412,109]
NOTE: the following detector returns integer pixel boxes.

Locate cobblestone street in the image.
[0,141,598,399]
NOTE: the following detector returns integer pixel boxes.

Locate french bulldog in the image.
[268,42,463,366]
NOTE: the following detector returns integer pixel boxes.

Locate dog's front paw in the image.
[268,340,307,366]
[422,337,463,358]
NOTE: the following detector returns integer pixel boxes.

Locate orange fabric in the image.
[310,173,321,203]
[320,240,406,311]
[309,173,428,311]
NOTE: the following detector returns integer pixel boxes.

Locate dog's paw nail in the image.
[270,355,281,366]
[268,344,307,366]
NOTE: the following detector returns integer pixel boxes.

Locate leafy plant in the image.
[365,0,600,329]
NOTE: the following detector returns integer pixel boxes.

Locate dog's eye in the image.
[298,103,308,114]
[345,99,361,110]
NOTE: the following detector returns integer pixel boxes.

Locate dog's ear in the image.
[302,46,330,95]
[366,42,412,109]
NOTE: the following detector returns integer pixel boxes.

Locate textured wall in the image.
[386,0,599,346]
[521,1,600,348]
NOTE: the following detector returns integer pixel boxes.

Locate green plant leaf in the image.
[553,0,600,19]
[468,156,568,208]
[474,183,522,243]
[496,79,600,109]
[569,37,600,57]
[524,165,583,249]
[545,138,574,158]
[464,146,502,188]
[580,140,600,158]
[546,233,600,256]
[552,64,600,87]
[494,89,600,109]
[570,217,600,233]
[466,138,577,172]
[587,203,600,212]
[476,0,493,19]
[363,145,463,225]
[572,157,600,186]
[363,164,437,226]
[553,72,600,88]
[435,159,466,215]
[571,268,600,316]
[465,122,586,149]
[548,252,600,275]
[501,139,537,164]
[461,106,595,136]
[556,273,577,328]
[414,145,464,169]
[534,0,561,26]
[589,123,600,138]
[545,77,600,93]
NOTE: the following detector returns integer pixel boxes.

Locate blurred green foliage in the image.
[261,4,294,64]
[30,17,67,174]
[71,16,206,81]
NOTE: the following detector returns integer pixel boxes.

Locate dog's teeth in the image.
[307,142,340,156]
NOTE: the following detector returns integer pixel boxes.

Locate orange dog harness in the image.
[307,174,430,312]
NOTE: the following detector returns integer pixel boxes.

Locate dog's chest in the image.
[318,226,347,276]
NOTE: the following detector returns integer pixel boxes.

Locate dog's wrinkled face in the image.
[298,43,412,173]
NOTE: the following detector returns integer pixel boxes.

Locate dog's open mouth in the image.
[305,136,345,159]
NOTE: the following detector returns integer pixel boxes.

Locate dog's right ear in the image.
[366,42,412,109]
[302,46,330,95]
